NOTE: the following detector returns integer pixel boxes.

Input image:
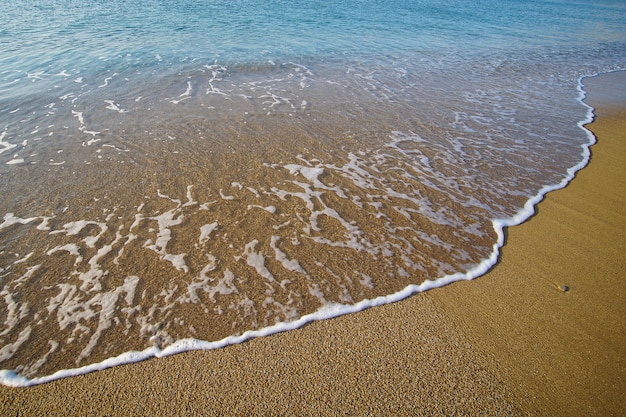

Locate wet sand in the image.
[1,72,624,416]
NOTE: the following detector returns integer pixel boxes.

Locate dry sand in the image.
[1,71,624,416]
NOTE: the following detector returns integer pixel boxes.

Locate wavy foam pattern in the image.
[0,0,624,385]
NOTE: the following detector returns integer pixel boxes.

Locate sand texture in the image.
[1,72,624,416]
[429,71,626,416]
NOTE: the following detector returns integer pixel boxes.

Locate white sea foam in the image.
[247,204,276,213]
[199,222,218,245]
[47,244,84,264]
[179,81,193,98]
[284,164,325,185]
[72,110,100,137]
[0,213,38,230]
[104,100,126,113]
[102,144,130,152]
[0,69,608,387]
[19,341,59,378]
[99,76,113,88]
[0,131,17,155]
[142,208,188,273]
[239,240,276,284]
[219,189,235,200]
[0,326,31,362]
[183,262,239,305]
[0,0,622,382]
[0,289,29,335]
[270,236,306,274]
[183,185,197,207]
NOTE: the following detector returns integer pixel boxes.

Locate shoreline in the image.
[430,70,626,415]
[0,71,601,388]
[1,71,624,415]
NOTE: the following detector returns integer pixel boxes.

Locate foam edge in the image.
[2,69,622,388]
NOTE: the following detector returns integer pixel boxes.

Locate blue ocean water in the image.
[0,0,624,384]
[2,0,624,86]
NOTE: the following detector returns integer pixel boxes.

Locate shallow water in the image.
[0,0,624,384]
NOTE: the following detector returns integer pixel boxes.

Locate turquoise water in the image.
[0,0,624,384]
[2,0,624,78]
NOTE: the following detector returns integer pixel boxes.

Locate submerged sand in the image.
[1,71,624,416]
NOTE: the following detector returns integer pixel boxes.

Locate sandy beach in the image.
[1,71,624,416]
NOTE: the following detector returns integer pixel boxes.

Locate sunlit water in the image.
[0,0,624,384]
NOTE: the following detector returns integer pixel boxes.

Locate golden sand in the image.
[1,72,624,416]
[430,71,626,416]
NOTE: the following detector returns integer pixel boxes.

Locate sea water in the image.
[0,0,624,385]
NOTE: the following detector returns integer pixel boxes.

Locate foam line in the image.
[0,70,617,387]
[0,213,38,230]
